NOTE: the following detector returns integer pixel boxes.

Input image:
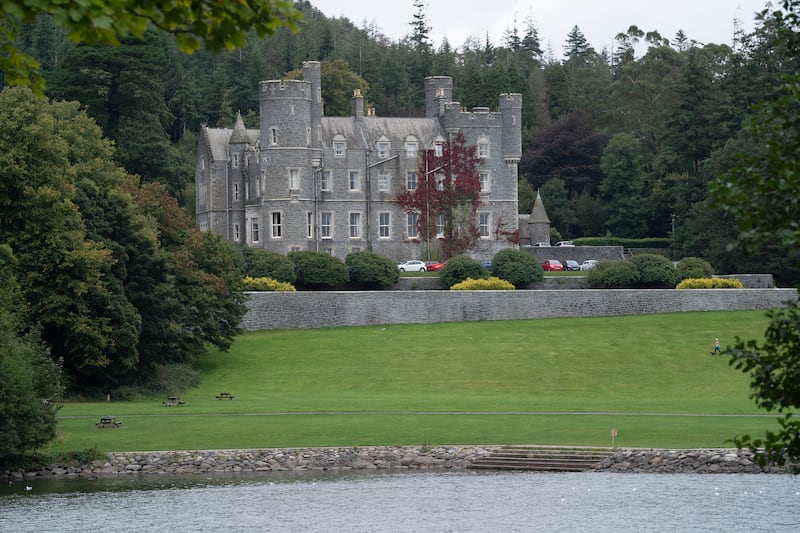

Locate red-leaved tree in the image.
[395,132,482,259]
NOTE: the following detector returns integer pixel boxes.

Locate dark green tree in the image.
[599,133,649,237]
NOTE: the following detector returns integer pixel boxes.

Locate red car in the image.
[424,261,445,272]
[541,259,564,272]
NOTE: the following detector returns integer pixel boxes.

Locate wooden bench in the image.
[215,392,235,400]
[162,396,186,406]
[96,416,122,429]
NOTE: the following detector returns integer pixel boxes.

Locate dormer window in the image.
[405,141,418,158]
[377,141,390,159]
[434,143,443,157]
[333,134,347,158]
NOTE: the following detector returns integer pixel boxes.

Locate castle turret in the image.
[499,93,523,163]
[529,191,551,245]
[425,76,453,118]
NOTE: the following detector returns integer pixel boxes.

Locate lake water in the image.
[2,470,799,532]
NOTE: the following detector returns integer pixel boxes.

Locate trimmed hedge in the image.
[676,278,744,289]
[345,251,400,288]
[586,260,640,288]
[240,248,296,283]
[450,276,515,290]
[491,248,543,288]
[677,257,714,280]
[439,256,488,289]
[573,236,672,248]
[242,276,296,292]
[287,251,349,289]
[629,254,680,288]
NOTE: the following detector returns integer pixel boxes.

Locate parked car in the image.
[580,259,598,271]
[564,260,581,271]
[480,259,492,271]
[424,261,444,272]
[541,259,564,272]
[555,241,575,247]
[398,260,427,272]
[533,242,551,247]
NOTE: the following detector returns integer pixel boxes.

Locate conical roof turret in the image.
[229,112,249,144]
[530,190,550,223]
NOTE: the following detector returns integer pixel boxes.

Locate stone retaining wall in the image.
[241,288,797,330]
[4,447,791,479]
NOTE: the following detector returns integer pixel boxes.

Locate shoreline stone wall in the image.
[241,288,797,331]
[4,446,792,480]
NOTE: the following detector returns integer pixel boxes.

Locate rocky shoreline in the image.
[3,446,793,480]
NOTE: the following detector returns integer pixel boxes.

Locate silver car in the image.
[580,260,598,271]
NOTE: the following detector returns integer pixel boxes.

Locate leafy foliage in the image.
[490,248,543,288]
[395,133,482,259]
[439,256,488,289]
[242,277,296,292]
[345,251,400,288]
[628,254,680,288]
[676,257,714,279]
[288,251,349,289]
[585,261,640,288]
[240,248,296,283]
[450,277,515,290]
[676,278,743,289]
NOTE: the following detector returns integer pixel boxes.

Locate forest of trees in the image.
[2,0,800,464]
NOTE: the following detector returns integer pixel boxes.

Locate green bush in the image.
[491,248,543,288]
[677,257,714,280]
[676,277,744,289]
[439,256,488,289]
[242,276,296,291]
[450,276,515,290]
[240,248,296,283]
[586,260,640,288]
[287,251,350,289]
[629,254,680,288]
[573,236,672,248]
[345,251,400,288]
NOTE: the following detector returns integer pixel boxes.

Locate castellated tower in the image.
[425,76,453,117]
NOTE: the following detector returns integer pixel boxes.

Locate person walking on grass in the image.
[712,337,721,355]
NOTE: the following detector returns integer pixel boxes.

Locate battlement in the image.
[259,79,312,100]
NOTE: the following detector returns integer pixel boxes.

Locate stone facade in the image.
[240,288,797,331]
[195,61,522,262]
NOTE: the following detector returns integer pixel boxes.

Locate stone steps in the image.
[469,446,616,472]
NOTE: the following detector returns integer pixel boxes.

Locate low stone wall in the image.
[5,446,791,479]
[241,288,797,330]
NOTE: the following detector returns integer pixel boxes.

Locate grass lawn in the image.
[49,310,780,453]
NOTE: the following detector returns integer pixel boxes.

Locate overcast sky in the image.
[310,0,770,56]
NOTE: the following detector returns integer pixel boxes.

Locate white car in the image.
[555,241,575,247]
[580,260,598,271]
[398,260,427,272]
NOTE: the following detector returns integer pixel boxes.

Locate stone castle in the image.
[195,61,529,261]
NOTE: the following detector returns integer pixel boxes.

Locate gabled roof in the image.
[202,125,258,162]
[321,116,444,149]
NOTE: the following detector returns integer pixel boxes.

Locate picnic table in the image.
[215,392,235,400]
[162,396,186,406]
[96,416,122,429]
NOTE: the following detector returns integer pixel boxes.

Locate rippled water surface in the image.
[2,470,799,532]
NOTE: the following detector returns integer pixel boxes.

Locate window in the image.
[233,223,240,241]
[405,141,418,157]
[406,171,417,191]
[233,183,239,201]
[333,141,345,157]
[320,170,331,191]
[379,212,390,238]
[307,212,313,239]
[349,170,360,191]
[289,168,300,190]
[407,212,419,238]
[232,152,239,168]
[479,213,490,238]
[306,127,311,146]
[271,212,282,238]
[270,128,278,145]
[478,141,490,158]
[321,212,332,239]
[436,214,445,238]
[377,142,390,159]
[434,143,443,157]
[251,220,260,243]
[435,172,445,190]
[349,212,361,238]
[378,171,390,192]
[479,171,490,192]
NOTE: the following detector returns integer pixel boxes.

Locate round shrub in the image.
[450,277,515,290]
[677,257,714,280]
[241,248,296,283]
[629,254,680,288]
[586,260,640,288]
[287,250,349,289]
[491,248,543,288]
[242,276,296,292]
[345,251,400,288]
[439,256,488,289]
